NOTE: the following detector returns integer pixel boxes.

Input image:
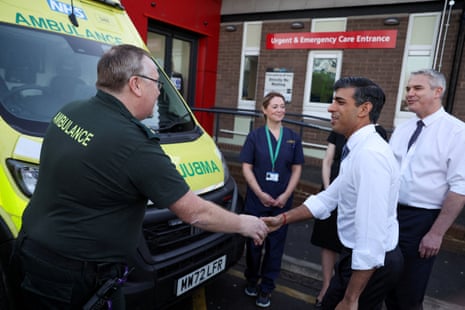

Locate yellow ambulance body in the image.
[0,1,244,308]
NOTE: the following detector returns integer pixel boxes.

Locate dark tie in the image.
[341,145,350,161]
[407,120,424,150]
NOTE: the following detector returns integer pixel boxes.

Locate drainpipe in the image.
[434,0,448,69]
[445,7,465,113]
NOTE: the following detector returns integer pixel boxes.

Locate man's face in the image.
[405,74,442,118]
[327,87,366,138]
[139,57,161,119]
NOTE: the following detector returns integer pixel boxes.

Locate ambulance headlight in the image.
[6,159,39,197]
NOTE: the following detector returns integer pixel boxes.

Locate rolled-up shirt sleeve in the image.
[303,177,340,220]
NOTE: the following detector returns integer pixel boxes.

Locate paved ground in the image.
[284,219,465,309]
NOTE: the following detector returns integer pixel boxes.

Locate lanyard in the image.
[265,125,283,172]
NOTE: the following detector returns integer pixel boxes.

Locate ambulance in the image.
[0,0,244,308]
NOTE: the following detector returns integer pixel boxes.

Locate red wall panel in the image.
[122,0,221,134]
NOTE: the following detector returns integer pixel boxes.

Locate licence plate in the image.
[176,255,227,296]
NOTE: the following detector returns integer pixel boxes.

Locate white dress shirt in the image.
[304,125,400,270]
[389,107,465,209]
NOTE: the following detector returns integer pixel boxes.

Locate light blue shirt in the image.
[304,124,400,270]
[390,107,465,209]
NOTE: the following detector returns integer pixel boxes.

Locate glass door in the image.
[147,22,198,106]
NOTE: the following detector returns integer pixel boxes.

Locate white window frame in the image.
[303,18,346,120]
[394,12,441,126]
[238,22,262,110]
[311,18,347,33]
[303,50,343,120]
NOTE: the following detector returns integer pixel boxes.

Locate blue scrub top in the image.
[240,126,304,214]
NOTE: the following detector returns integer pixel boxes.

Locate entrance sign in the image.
[266,30,397,49]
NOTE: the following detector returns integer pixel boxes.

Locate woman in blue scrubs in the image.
[240,92,304,308]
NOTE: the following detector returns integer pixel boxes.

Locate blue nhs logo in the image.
[47,0,88,20]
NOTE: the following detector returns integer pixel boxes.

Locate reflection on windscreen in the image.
[0,23,194,136]
[142,79,194,133]
[0,24,105,133]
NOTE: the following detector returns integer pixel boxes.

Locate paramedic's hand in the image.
[239,215,268,245]
[261,215,283,233]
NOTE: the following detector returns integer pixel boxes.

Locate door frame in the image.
[148,21,198,106]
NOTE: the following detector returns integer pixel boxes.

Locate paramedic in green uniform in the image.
[11,44,268,310]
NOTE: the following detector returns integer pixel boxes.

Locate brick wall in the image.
[216,11,465,143]
[216,24,244,133]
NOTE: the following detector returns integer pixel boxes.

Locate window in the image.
[238,22,262,110]
[146,23,198,106]
[241,55,258,100]
[310,56,339,104]
[303,18,345,119]
[0,24,105,135]
[394,13,440,125]
[312,18,346,32]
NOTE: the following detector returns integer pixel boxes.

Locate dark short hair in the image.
[96,44,154,92]
[334,76,385,123]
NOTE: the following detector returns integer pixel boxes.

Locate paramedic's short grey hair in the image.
[96,44,153,92]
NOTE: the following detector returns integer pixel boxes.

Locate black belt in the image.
[21,238,121,274]
[397,203,440,213]
[397,203,418,210]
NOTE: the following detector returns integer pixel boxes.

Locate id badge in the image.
[266,171,279,182]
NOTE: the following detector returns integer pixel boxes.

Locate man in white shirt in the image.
[386,69,465,309]
[264,76,403,309]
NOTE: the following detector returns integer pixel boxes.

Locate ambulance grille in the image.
[143,221,210,254]
[142,177,239,255]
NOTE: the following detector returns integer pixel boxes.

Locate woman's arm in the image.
[322,142,336,189]
[242,162,276,207]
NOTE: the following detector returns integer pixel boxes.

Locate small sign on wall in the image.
[264,69,294,103]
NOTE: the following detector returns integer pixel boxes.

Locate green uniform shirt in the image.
[21,90,190,262]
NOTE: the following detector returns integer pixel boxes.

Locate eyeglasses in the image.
[134,74,163,89]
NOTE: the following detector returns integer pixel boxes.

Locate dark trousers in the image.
[385,205,440,310]
[244,224,288,294]
[9,237,126,310]
[322,246,403,310]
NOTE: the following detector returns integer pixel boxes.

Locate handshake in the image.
[239,213,287,245]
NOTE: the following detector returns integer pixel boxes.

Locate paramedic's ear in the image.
[128,76,143,97]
